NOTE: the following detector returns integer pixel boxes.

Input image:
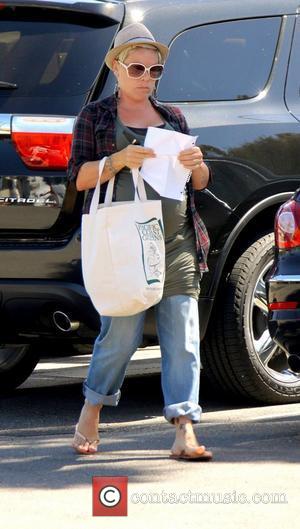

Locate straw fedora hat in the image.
[105,23,169,70]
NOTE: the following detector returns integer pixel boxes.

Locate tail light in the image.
[274,198,300,249]
[268,301,298,310]
[11,116,74,170]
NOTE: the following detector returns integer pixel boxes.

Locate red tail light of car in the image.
[274,198,300,249]
[11,116,74,170]
[268,301,298,310]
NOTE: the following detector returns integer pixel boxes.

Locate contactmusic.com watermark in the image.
[92,477,288,516]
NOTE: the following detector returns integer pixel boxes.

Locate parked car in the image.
[1,0,300,403]
[266,188,300,376]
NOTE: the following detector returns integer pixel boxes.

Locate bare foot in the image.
[171,417,208,457]
[72,400,103,454]
[77,400,102,439]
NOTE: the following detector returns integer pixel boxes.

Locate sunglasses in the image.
[117,60,164,80]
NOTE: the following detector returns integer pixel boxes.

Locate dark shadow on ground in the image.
[0,373,261,432]
[1,372,300,491]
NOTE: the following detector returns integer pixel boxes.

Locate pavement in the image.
[32,345,162,381]
[0,352,299,529]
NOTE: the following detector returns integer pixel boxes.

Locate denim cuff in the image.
[163,401,202,424]
[83,381,121,406]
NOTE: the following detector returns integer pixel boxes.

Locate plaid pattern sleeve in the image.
[170,106,190,134]
[188,185,210,273]
[66,106,96,183]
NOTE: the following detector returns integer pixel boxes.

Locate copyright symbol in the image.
[99,485,121,507]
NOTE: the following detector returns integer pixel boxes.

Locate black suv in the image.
[1,0,300,403]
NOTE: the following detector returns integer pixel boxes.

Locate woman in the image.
[67,23,213,461]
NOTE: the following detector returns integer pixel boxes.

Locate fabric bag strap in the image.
[89,157,107,216]
[104,167,148,206]
[89,158,149,215]
[132,168,147,202]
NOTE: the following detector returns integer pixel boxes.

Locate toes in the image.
[87,446,98,454]
[72,439,99,454]
[72,443,89,454]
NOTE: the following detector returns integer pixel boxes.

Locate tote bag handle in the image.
[89,157,107,216]
[89,158,148,215]
[104,167,147,205]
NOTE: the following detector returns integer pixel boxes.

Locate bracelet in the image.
[106,155,117,179]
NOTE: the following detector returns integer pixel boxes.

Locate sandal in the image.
[170,445,213,461]
[71,423,100,454]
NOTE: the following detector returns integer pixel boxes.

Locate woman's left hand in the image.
[178,146,204,171]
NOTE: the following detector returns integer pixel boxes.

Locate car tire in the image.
[0,344,40,392]
[201,232,300,404]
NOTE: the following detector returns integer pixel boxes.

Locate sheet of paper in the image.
[140,127,198,200]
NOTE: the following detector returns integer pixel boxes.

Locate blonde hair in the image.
[117,44,162,64]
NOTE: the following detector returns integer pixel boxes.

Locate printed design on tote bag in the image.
[135,218,164,284]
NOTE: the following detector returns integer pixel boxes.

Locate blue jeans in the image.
[82,295,202,424]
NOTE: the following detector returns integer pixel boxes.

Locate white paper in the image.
[140,127,198,200]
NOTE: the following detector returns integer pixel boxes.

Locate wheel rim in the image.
[248,260,300,384]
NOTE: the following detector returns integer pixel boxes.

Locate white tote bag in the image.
[81,157,165,317]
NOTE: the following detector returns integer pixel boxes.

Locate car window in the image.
[157,17,281,102]
[0,6,115,99]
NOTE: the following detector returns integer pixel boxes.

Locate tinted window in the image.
[158,18,281,102]
[0,7,115,98]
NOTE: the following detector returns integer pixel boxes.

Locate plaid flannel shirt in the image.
[67,94,210,272]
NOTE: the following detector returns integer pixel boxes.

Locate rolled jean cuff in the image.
[83,381,121,406]
[163,401,202,424]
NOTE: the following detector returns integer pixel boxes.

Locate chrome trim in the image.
[269,275,300,283]
[53,311,80,332]
[12,115,75,134]
[0,114,12,135]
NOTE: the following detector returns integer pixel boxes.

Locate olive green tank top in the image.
[113,116,200,300]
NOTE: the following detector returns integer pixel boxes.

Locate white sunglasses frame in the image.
[117,60,164,79]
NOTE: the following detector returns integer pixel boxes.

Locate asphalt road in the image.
[0,354,299,529]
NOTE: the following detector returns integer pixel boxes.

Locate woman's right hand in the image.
[76,145,155,192]
[113,144,156,170]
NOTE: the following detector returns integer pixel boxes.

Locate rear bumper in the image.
[0,279,160,346]
[267,274,300,354]
[0,280,215,345]
[0,280,100,343]
[268,312,300,354]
